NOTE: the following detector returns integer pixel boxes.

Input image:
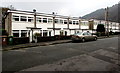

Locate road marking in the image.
[109,47,117,50]
[90,49,119,65]
[10,49,26,52]
[22,54,117,71]
[48,45,55,46]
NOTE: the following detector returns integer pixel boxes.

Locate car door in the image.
[83,32,89,40]
[87,32,94,40]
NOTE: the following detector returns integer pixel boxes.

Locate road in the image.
[2,36,120,72]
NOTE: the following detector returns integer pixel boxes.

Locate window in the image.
[43,18,47,23]
[76,21,79,25]
[37,17,42,23]
[84,22,86,25]
[49,31,51,36]
[20,16,27,21]
[65,31,67,36]
[28,17,33,22]
[73,21,76,25]
[69,20,72,24]
[60,31,63,35]
[48,18,53,23]
[81,22,83,25]
[43,30,48,36]
[113,23,116,27]
[13,30,19,37]
[55,19,58,23]
[77,31,79,33]
[12,15,19,21]
[64,20,67,24]
[21,30,27,37]
[59,20,63,24]
[96,22,98,25]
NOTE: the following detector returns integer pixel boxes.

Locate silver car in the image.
[71,31,97,42]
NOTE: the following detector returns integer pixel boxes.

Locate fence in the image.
[1,36,29,46]
[37,35,71,43]
[13,37,29,45]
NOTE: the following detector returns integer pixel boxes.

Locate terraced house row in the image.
[5,9,120,42]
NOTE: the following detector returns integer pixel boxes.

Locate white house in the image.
[5,9,120,42]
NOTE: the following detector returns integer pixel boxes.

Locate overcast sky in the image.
[0,0,119,17]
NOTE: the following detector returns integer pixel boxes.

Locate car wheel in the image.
[82,38,85,42]
[94,37,97,41]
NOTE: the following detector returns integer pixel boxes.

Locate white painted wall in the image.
[11,12,119,38]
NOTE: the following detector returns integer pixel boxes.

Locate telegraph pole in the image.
[105,7,109,37]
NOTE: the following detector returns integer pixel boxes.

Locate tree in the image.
[96,24,105,36]
[0,29,8,36]
[96,24,105,32]
[2,7,9,29]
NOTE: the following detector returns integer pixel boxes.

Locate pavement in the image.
[2,40,71,51]
[1,35,118,51]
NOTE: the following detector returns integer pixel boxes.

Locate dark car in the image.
[71,31,97,42]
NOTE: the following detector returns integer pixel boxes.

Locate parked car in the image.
[71,31,97,42]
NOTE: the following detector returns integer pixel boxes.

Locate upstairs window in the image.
[12,15,19,21]
[55,19,58,23]
[37,17,42,23]
[60,20,63,24]
[48,18,53,23]
[76,21,79,25]
[20,16,27,22]
[73,21,76,25]
[64,20,67,24]
[28,17,33,22]
[83,22,86,25]
[43,18,47,23]
[69,20,72,24]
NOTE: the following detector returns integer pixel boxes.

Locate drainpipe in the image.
[33,9,36,28]
[67,17,70,29]
[79,19,81,29]
[32,9,36,42]
[52,12,55,36]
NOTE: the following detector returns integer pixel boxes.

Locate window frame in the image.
[64,20,67,24]
[37,17,42,23]
[12,15,19,21]
[28,17,34,22]
[20,16,27,22]
[43,18,48,23]
[60,19,63,24]
[69,20,72,24]
[55,19,59,23]
[48,18,53,23]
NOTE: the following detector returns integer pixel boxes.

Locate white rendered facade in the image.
[5,10,120,42]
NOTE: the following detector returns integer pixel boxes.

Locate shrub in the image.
[96,24,105,32]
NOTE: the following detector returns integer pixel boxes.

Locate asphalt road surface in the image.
[2,36,120,72]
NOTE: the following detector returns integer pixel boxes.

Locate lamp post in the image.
[105,7,109,37]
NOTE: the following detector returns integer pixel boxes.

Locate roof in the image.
[8,9,81,20]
